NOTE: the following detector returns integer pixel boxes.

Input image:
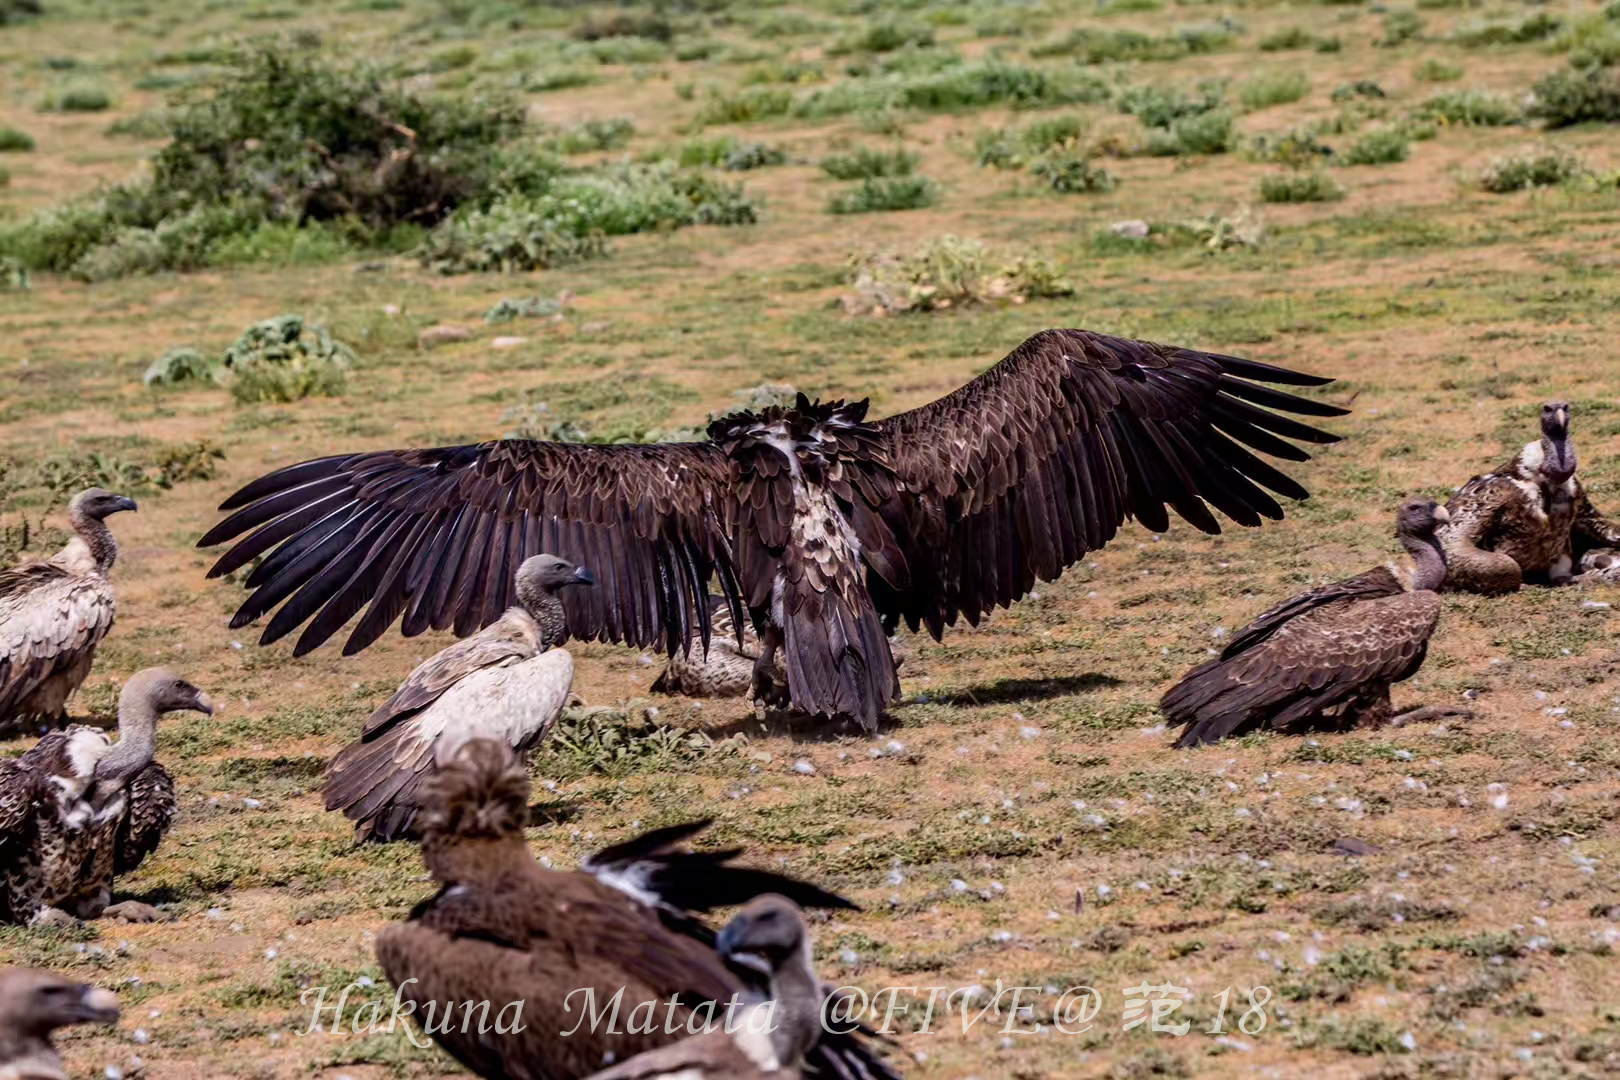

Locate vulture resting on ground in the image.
[375,739,897,1080]
[1,489,137,737]
[0,968,120,1080]
[0,669,213,926]
[585,896,825,1080]
[200,328,1346,731]
[1441,401,1620,595]
[322,553,591,843]
[1163,498,1469,747]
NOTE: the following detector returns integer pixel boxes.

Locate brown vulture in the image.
[1441,401,1620,595]
[0,669,213,926]
[585,896,825,1080]
[1,488,137,737]
[0,968,120,1080]
[199,328,1346,731]
[374,739,896,1080]
[323,553,591,844]
[1162,498,1468,747]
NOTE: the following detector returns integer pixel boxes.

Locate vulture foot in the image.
[104,901,167,923]
[1389,705,1475,728]
[29,907,80,929]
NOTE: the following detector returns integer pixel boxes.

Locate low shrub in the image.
[696,86,792,125]
[1414,89,1520,125]
[1258,171,1346,201]
[841,235,1072,315]
[1032,22,1236,63]
[143,346,216,388]
[828,19,935,56]
[1527,67,1620,127]
[1413,58,1463,82]
[1453,12,1562,46]
[827,175,937,213]
[1258,26,1314,51]
[676,135,785,171]
[1379,10,1424,46]
[421,199,608,273]
[0,127,35,152]
[1143,109,1236,155]
[573,11,672,42]
[975,114,1085,168]
[1478,147,1588,192]
[1342,128,1409,165]
[547,118,634,154]
[42,85,112,112]
[1332,80,1387,102]
[1239,70,1310,109]
[820,146,919,179]
[1118,81,1226,128]
[793,60,1109,118]
[1248,128,1334,167]
[1030,152,1115,193]
[218,315,356,405]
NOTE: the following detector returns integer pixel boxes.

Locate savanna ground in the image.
[3,0,1620,1076]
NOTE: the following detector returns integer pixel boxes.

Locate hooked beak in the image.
[75,986,121,1025]
[1432,504,1451,526]
[725,950,774,978]
[572,566,596,586]
[114,496,139,514]
[191,690,216,716]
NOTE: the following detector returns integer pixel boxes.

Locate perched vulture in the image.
[1,489,137,737]
[375,739,897,1080]
[1163,498,1468,747]
[0,968,119,1080]
[200,328,1346,731]
[585,897,825,1080]
[322,553,591,843]
[0,669,213,926]
[1442,401,1620,595]
[649,595,908,701]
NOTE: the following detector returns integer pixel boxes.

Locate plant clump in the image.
[1478,147,1589,192]
[840,235,1072,316]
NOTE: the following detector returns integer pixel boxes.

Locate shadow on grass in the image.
[925,672,1123,706]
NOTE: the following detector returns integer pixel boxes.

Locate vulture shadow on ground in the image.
[527,801,582,828]
[925,673,1123,706]
[698,710,900,743]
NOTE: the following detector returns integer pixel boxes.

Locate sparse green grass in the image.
[1342,127,1410,165]
[826,174,937,213]
[820,146,919,179]
[1258,170,1346,201]
[1478,147,1589,192]
[1239,70,1311,109]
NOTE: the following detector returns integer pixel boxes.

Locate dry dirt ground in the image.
[4,0,1620,1077]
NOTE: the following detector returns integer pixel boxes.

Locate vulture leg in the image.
[1390,704,1475,728]
[1350,687,1393,732]
[66,887,110,921]
[750,626,790,709]
[103,901,165,923]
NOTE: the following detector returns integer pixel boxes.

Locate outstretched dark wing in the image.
[874,328,1348,638]
[198,441,742,658]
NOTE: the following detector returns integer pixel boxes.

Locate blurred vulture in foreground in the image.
[1442,401,1620,595]
[1,489,137,737]
[0,669,213,926]
[375,740,897,1080]
[0,968,120,1080]
[200,328,1346,731]
[586,897,826,1080]
[1163,498,1469,747]
[322,554,590,843]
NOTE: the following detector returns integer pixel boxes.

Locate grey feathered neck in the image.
[516,574,568,649]
[96,680,161,783]
[1401,528,1448,593]
[68,500,119,575]
[1538,430,1576,486]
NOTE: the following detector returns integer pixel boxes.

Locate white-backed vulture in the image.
[0,669,213,926]
[1163,498,1470,747]
[0,968,120,1080]
[585,897,825,1080]
[374,739,896,1080]
[200,328,1346,731]
[1441,402,1620,595]
[322,553,591,844]
[1,489,137,736]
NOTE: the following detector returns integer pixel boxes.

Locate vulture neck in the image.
[96,694,159,783]
[67,503,119,575]
[1537,431,1576,487]
[763,948,824,1067]
[1400,531,1447,593]
[423,834,532,886]
[517,581,568,649]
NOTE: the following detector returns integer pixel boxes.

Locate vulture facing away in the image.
[0,968,120,1080]
[1441,401,1620,595]
[1,489,137,737]
[200,328,1346,731]
[375,739,897,1080]
[0,669,213,927]
[1163,498,1468,747]
[585,897,826,1080]
[322,553,591,843]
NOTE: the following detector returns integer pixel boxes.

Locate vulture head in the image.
[69,488,139,523]
[516,554,594,606]
[121,669,215,719]
[1538,400,1576,483]
[1395,497,1449,541]
[419,738,530,843]
[716,895,812,982]
[0,967,120,1039]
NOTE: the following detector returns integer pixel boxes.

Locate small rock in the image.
[1110,219,1150,239]
[792,759,817,776]
[418,324,474,349]
[491,336,528,349]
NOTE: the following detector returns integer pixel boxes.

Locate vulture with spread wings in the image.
[200,328,1346,730]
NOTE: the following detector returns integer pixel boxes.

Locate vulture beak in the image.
[74,986,121,1025]
[114,496,139,514]
[1432,504,1451,526]
[191,690,216,716]
[716,915,773,977]
[572,566,596,586]
[724,949,774,978]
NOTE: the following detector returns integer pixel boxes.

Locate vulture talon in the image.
[103,901,167,924]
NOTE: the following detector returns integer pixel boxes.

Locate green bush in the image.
[1557,15,1620,69]
[1030,152,1115,193]
[421,199,608,273]
[842,235,1071,314]
[1379,11,1424,46]
[820,146,919,179]
[143,346,216,388]
[1239,71,1310,109]
[1478,147,1588,192]
[0,127,35,152]
[1031,22,1236,63]
[1248,128,1334,167]
[697,86,792,125]
[975,114,1085,168]
[44,86,112,112]
[1342,128,1409,165]
[547,118,634,154]
[1259,26,1314,51]
[219,315,355,405]
[674,135,785,170]
[827,176,937,214]
[794,60,1109,118]
[1143,109,1236,155]
[1527,67,1620,127]
[1415,89,1520,125]
[829,20,934,56]
[1413,58,1463,82]
[1332,80,1387,102]
[1118,81,1226,128]
[573,11,672,42]
[1453,13,1561,46]
[1258,171,1346,201]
